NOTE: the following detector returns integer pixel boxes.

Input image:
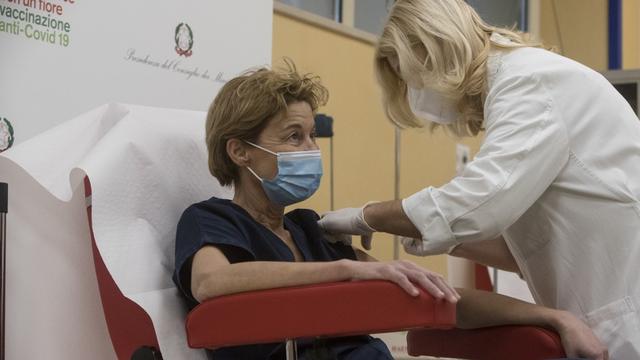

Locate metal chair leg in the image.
[1,182,8,360]
[285,339,298,360]
[131,346,163,360]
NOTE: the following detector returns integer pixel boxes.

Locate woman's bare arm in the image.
[191,245,459,303]
[457,288,608,360]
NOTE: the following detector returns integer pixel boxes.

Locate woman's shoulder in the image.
[188,196,233,210]
[180,197,242,224]
[285,208,357,260]
[286,207,320,218]
[285,208,320,226]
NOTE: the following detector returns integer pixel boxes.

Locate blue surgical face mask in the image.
[245,141,323,206]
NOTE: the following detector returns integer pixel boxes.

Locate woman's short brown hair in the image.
[206,60,329,186]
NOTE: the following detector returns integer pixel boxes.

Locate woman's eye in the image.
[288,132,301,141]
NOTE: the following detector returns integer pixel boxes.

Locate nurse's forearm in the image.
[450,236,520,273]
[364,200,421,238]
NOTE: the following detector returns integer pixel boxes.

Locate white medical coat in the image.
[402,45,640,357]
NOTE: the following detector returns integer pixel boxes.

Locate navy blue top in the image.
[173,197,392,360]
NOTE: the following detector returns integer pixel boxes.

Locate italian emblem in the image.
[175,23,193,57]
[0,117,14,153]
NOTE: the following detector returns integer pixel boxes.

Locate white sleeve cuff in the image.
[401,187,458,255]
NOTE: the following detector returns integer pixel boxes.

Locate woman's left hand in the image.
[554,311,609,360]
[345,259,460,302]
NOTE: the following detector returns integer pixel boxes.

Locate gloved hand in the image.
[322,232,353,246]
[401,236,459,256]
[318,204,377,250]
[401,236,428,256]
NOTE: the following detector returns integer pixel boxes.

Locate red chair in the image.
[85,178,566,360]
[407,326,566,360]
[85,178,162,360]
[186,280,455,359]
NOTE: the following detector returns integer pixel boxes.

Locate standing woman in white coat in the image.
[318,0,640,358]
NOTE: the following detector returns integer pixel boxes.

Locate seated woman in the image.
[173,61,606,360]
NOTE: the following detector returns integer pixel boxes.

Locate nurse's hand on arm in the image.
[322,72,571,257]
[318,200,420,250]
[457,288,608,360]
[190,245,459,303]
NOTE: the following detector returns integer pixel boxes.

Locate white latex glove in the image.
[400,236,428,255]
[323,232,353,246]
[318,205,376,250]
[401,236,460,256]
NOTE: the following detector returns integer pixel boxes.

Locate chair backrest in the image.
[79,104,231,359]
[86,178,160,359]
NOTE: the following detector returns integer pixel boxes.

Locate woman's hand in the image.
[343,259,460,303]
[553,310,608,360]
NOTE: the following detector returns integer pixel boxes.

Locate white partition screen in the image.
[0,0,273,151]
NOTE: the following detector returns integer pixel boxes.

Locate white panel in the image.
[0,0,273,146]
[0,1,272,358]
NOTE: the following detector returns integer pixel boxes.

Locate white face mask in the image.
[407,86,459,125]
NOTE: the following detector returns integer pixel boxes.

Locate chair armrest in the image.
[186,280,455,349]
[407,325,566,360]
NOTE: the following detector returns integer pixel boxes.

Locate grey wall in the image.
[277,0,337,20]
[466,0,525,29]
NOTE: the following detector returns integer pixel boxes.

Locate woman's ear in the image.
[227,138,250,167]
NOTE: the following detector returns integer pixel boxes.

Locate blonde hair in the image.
[205,59,328,186]
[375,0,542,136]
